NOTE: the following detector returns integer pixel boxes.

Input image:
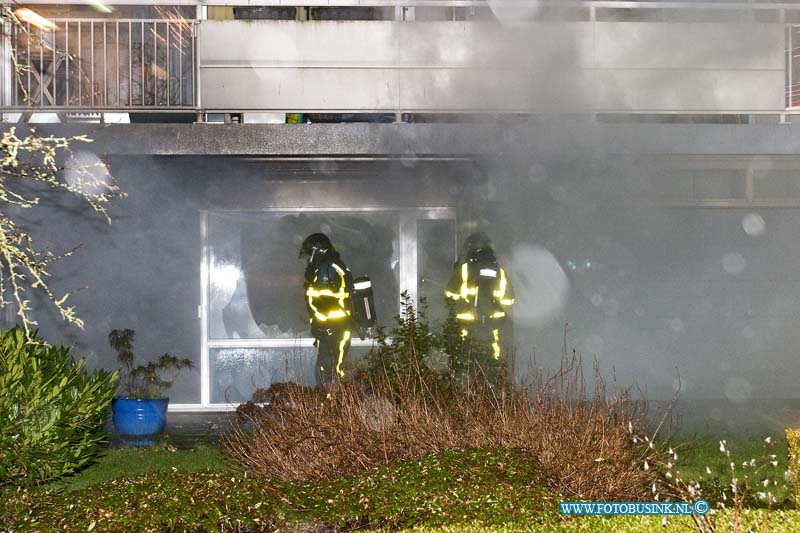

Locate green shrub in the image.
[355,293,504,398]
[354,292,458,398]
[0,327,118,486]
[109,328,192,399]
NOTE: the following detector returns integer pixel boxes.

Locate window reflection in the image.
[209,344,378,402]
[209,211,400,339]
[418,219,457,324]
[210,346,315,403]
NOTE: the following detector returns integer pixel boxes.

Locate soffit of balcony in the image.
[4,121,800,158]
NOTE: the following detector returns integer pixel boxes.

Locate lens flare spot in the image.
[724,377,753,404]
[722,253,746,275]
[62,150,111,195]
[741,213,766,238]
[585,334,604,355]
[505,244,569,327]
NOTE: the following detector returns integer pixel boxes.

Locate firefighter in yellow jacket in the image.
[445,232,514,378]
[299,233,355,386]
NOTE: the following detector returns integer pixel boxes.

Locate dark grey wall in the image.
[25,156,205,402]
[23,156,467,403]
[13,122,800,405]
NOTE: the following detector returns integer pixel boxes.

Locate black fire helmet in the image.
[464,231,493,259]
[299,232,334,260]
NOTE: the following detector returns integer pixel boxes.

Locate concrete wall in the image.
[9,121,800,409]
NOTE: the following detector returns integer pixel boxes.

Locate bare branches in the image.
[224,356,663,503]
[0,127,124,334]
[0,7,125,334]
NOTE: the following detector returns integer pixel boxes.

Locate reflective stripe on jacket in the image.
[306,259,354,323]
[445,260,514,321]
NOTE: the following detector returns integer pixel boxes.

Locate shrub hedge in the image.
[0,328,117,486]
[226,299,660,501]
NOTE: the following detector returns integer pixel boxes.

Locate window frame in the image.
[198,206,456,408]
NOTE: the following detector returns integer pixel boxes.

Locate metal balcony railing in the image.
[0,4,799,115]
[2,18,197,111]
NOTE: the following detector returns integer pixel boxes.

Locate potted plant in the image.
[109,329,193,446]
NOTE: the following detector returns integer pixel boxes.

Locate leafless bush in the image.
[223,353,664,502]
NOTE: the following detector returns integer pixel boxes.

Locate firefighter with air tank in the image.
[445,232,515,381]
[299,233,376,386]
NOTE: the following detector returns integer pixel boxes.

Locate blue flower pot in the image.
[111,398,169,446]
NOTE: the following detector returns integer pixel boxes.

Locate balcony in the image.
[2,16,197,114]
[0,1,798,120]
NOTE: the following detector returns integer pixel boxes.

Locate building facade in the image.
[4,1,800,412]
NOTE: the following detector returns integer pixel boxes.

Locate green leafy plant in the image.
[109,329,193,399]
[355,291,455,398]
[355,292,499,399]
[0,327,117,486]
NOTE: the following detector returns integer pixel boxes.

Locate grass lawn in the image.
[2,434,795,532]
[44,443,234,494]
[410,511,800,532]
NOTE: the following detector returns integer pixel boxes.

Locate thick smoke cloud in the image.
[14,6,797,427]
[430,7,792,413]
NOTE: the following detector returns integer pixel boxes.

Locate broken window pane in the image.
[208,211,400,340]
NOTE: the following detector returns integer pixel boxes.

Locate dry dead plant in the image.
[223,351,664,502]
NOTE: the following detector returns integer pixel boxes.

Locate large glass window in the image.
[418,219,457,324]
[208,211,400,340]
[202,208,455,406]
